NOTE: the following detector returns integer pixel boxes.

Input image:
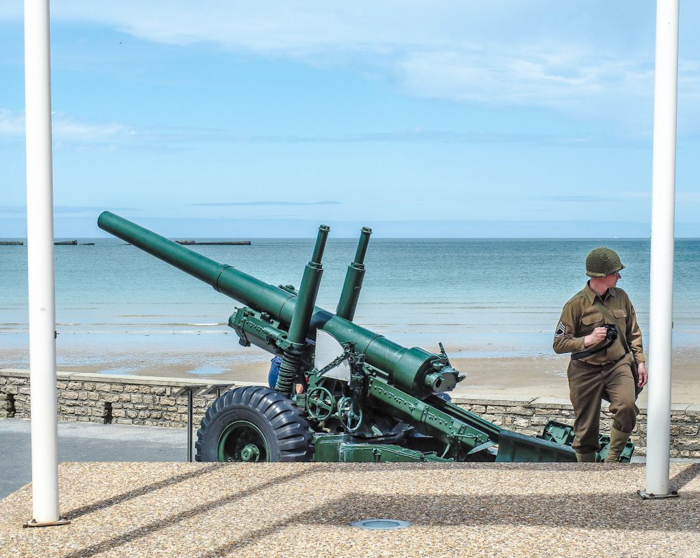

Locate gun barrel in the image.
[98,211,295,317]
[276,225,330,395]
[288,225,329,345]
[336,227,372,321]
[98,211,447,398]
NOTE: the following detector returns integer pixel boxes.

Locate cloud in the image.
[4,1,699,128]
[0,108,24,135]
[52,113,136,145]
[3,1,522,54]
[545,196,621,203]
[396,48,658,124]
[192,201,341,207]
[2,1,683,123]
[677,192,700,203]
[0,205,138,215]
[2,108,602,148]
[0,206,29,216]
[0,109,137,148]
[184,129,596,145]
[396,47,668,131]
[541,191,656,203]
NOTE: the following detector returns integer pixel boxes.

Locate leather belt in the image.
[572,352,628,368]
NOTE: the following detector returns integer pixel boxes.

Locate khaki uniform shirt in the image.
[553,283,645,366]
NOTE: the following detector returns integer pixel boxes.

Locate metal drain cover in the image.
[351,519,410,530]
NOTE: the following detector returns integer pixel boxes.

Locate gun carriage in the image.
[98,212,627,463]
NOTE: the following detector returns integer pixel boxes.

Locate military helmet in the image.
[585,247,625,277]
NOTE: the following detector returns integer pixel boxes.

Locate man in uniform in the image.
[553,247,648,462]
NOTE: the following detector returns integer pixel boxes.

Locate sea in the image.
[2,238,699,374]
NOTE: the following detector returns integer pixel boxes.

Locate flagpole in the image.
[24,0,67,525]
[640,0,680,500]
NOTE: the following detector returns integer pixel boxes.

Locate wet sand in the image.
[26,350,699,405]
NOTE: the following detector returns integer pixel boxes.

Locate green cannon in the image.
[98,211,631,463]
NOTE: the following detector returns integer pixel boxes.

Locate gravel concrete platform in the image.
[0,462,698,558]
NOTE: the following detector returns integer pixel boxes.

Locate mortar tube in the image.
[275,225,329,395]
[336,227,372,321]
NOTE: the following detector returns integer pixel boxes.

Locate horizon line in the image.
[3,236,700,241]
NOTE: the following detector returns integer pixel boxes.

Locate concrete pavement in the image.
[0,419,188,499]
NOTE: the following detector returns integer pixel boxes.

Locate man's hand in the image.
[584,327,608,347]
[637,363,648,388]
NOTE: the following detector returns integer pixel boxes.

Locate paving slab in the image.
[1,461,698,558]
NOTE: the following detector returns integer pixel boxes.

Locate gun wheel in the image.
[195,386,313,462]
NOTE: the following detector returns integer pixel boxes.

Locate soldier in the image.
[553,247,648,463]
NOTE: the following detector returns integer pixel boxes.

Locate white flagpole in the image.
[24,0,65,525]
[642,0,680,499]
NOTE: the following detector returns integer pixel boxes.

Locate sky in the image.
[1,1,699,238]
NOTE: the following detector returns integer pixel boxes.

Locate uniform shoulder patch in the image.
[555,321,567,337]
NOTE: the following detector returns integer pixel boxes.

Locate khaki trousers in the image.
[567,353,638,454]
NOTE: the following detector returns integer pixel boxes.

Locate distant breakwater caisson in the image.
[2,238,251,246]
[175,240,251,246]
[1,369,699,457]
[121,240,252,246]
[0,241,96,246]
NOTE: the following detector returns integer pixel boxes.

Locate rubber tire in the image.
[195,386,313,462]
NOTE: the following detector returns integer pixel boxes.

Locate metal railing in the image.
[173,384,235,462]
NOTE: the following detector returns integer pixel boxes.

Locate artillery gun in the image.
[98,212,629,463]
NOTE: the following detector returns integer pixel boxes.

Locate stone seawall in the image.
[2,369,699,457]
[0,369,232,430]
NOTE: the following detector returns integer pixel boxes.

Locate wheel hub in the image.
[217,420,270,462]
[240,444,261,462]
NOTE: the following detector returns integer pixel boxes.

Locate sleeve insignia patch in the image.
[555,321,566,337]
